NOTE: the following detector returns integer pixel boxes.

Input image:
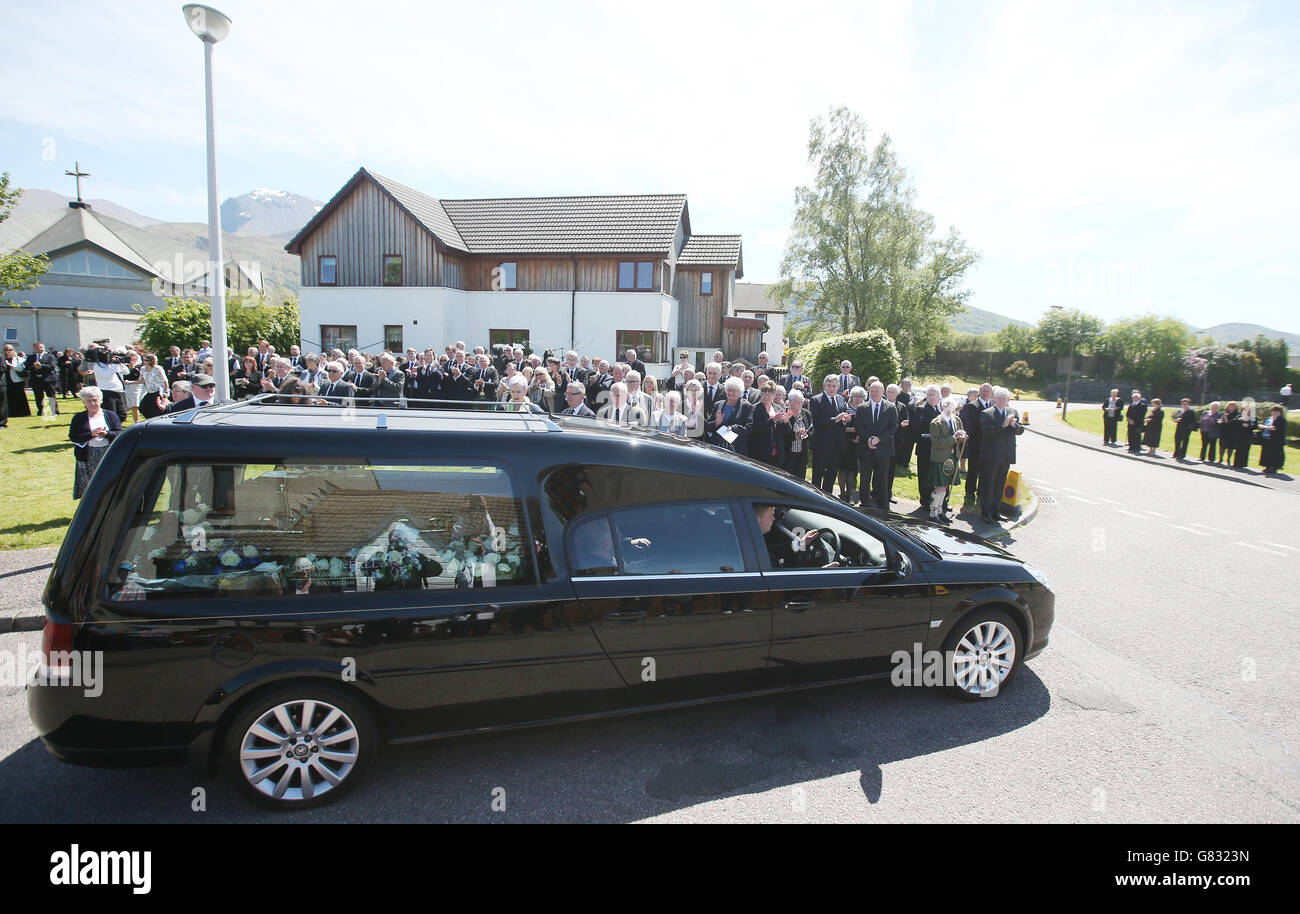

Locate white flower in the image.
[313,559,330,573]
[497,562,511,575]
[386,550,402,563]
[220,550,241,567]
[208,538,225,549]
[329,558,345,577]
[485,552,500,565]
[242,546,258,558]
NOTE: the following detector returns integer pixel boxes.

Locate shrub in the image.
[1005,359,1035,381]
[796,329,902,391]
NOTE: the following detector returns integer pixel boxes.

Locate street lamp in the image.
[183,4,233,402]
[1050,305,1075,419]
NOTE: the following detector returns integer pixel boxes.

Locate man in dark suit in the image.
[624,349,647,381]
[27,341,59,416]
[837,360,861,396]
[701,362,728,416]
[315,362,356,403]
[911,385,942,513]
[854,381,897,509]
[1102,388,1123,445]
[1172,398,1198,461]
[809,375,853,495]
[960,386,988,502]
[887,382,910,500]
[895,378,916,469]
[345,356,376,405]
[163,346,183,376]
[741,370,762,405]
[780,358,810,395]
[978,388,1025,523]
[165,374,218,412]
[1125,390,1148,453]
[560,382,595,416]
[585,360,613,411]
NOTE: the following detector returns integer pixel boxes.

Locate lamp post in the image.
[183,4,233,402]
[1051,305,1075,419]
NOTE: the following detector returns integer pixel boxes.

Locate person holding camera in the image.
[86,339,128,421]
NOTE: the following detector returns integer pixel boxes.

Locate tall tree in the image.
[774,107,978,370]
[0,172,49,306]
[1035,307,1103,355]
[1097,315,1192,394]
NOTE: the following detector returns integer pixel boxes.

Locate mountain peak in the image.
[220,189,324,238]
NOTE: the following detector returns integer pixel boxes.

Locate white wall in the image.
[301,287,678,370]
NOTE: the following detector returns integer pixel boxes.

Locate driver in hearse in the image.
[754,504,840,569]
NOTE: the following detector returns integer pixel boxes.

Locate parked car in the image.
[29,401,1053,809]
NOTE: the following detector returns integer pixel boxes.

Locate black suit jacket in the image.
[809,391,849,452]
[164,394,215,414]
[68,409,122,460]
[853,398,898,459]
[979,405,1025,465]
[1125,399,1148,426]
[959,400,984,444]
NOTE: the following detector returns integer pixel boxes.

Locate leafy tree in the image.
[774,107,978,371]
[1035,307,1103,355]
[1188,344,1262,394]
[1096,316,1192,394]
[0,172,49,307]
[1238,334,1288,387]
[996,323,1039,354]
[1005,360,1035,381]
[136,293,300,354]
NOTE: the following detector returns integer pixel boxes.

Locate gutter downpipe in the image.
[571,254,578,351]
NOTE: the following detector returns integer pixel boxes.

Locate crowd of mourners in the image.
[1098,387,1289,475]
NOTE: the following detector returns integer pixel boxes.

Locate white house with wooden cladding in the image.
[285,168,745,373]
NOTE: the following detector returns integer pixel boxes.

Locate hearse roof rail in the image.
[167,395,562,431]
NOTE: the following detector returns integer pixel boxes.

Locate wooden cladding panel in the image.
[674,267,725,347]
[299,180,436,286]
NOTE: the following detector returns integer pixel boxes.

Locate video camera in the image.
[85,339,128,365]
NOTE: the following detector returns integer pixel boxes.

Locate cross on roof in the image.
[65,161,90,207]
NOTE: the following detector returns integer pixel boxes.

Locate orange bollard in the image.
[1022,410,1030,426]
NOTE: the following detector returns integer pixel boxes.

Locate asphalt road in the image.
[0,430,1295,823]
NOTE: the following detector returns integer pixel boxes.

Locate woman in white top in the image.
[653,391,686,435]
[138,353,170,419]
[122,350,145,423]
[681,379,706,440]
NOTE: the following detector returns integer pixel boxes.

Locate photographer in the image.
[85,339,128,421]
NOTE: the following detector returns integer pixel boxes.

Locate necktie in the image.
[873,402,879,424]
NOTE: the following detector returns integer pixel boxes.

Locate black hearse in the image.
[30,400,1053,809]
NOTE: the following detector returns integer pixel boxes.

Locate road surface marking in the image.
[1115,509,1147,519]
[1138,509,1172,518]
[1094,496,1122,504]
[1170,524,1211,536]
[1067,494,1097,504]
[1189,522,1233,535]
[1055,485,1084,494]
[1263,542,1298,552]
[1236,542,1289,557]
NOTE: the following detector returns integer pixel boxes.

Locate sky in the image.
[1,0,1297,333]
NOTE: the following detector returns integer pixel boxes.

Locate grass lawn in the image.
[1060,404,1299,466]
[1,393,100,551]
[913,374,1053,401]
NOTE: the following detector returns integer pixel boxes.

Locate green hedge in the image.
[796,329,902,391]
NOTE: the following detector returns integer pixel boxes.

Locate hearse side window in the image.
[568,504,745,576]
[107,462,535,601]
[545,465,783,522]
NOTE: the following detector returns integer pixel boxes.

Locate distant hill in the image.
[949,305,1032,335]
[1192,322,1299,349]
[221,189,322,238]
[135,221,301,300]
[11,188,163,227]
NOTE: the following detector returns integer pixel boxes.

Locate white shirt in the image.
[92,361,126,392]
[87,410,111,447]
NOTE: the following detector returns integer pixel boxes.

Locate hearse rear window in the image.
[108,462,535,601]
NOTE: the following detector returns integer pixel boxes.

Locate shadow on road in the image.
[0,670,1050,823]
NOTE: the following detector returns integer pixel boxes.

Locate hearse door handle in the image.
[606,609,647,622]
[783,600,816,613]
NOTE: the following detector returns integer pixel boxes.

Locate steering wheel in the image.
[816,527,844,565]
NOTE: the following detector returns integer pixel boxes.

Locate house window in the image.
[383,255,403,286]
[320,325,357,353]
[490,329,529,351]
[496,262,517,290]
[701,272,713,295]
[319,255,337,285]
[618,261,656,291]
[384,325,403,352]
[616,330,667,363]
[47,249,135,279]
[4,328,17,342]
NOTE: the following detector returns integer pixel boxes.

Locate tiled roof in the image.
[676,234,743,272]
[733,281,786,314]
[286,168,699,257]
[441,194,688,255]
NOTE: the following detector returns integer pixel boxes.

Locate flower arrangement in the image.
[361,528,440,589]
